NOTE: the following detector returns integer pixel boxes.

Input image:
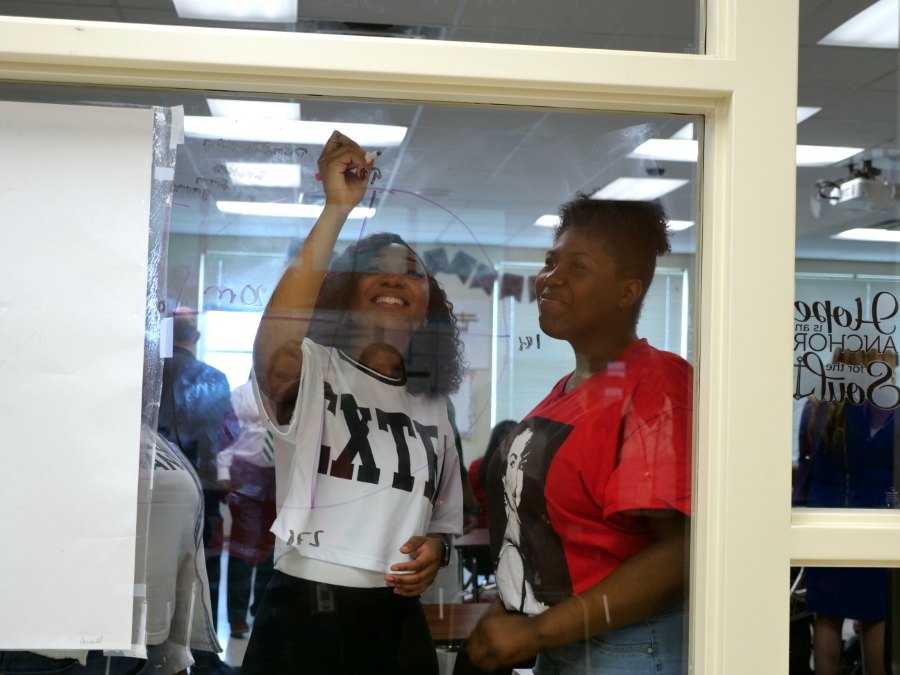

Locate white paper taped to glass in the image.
[0,100,164,650]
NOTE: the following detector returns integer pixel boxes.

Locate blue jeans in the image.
[534,603,687,675]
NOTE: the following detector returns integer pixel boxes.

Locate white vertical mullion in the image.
[681,268,690,359]
[490,279,499,429]
[692,1,800,673]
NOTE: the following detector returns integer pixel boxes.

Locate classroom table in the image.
[422,602,490,643]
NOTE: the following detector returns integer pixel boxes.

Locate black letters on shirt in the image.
[377,410,416,492]
[318,385,440,499]
[317,445,331,475]
[330,394,381,485]
[414,422,439,502]
[323,382,338,415]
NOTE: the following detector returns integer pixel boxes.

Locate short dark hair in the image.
[554,195,672,313]
[172,309,197,343]
[306,232,465,398]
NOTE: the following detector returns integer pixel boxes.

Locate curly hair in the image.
[305,232,465,398]
[554,195,671,317]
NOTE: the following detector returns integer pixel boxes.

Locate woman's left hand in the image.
[385,536,443,596]
[467,605,541,672]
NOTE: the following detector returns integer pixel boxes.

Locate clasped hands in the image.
[467,599,543,672]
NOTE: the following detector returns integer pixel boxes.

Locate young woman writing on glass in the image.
[244,131,464,675]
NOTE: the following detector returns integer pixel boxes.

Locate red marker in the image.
[316,150,381,181]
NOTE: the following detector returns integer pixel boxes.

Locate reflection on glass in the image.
[0,82,699,672]
[0,0,705,53]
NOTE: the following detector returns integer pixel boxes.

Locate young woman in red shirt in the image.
[463,196,692,675]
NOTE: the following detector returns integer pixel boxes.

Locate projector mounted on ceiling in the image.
[812,159,898,215]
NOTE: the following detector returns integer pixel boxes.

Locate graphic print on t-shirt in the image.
[489,416,574,613]
[257,338,463,580]
[314,382,443,506]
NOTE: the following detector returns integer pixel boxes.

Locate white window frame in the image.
[2,3,880,672]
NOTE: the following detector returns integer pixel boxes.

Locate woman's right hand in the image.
[317,131,375,210]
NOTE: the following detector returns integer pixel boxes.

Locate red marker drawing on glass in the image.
[315,151,380,181]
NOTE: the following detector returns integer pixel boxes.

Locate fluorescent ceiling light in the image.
[216,201,376,219]
[671,124,694,140]
[534,215,560,227]
[185,118,407,146]
[592,178,689,201]
[225,162,301,188]
[796,145,863,167]
[208,99,300,120]
[833,228,900,243]
[629,139,698,162]
[797,106,822,124]
[818,0,898,48]
[668,220,694,231]
[173,0,297,23]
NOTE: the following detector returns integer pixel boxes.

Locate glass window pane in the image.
[1,82,699,674]
[793,2,900,510]
[790,565,900,675]
[0,0,705,54]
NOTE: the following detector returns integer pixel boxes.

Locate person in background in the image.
[242,131,464,674]
[157,308,236,675]
[802,348,897,675]
[213,375,277,639]
[0,428,222,675]
[793,348,870,506]
[462,197,692,675]
[468,420,518,530]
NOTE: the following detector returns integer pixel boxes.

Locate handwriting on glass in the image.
[286,530,323,547]
[201,139,307,157]
[204,285,266,307]
[518,334,541,351]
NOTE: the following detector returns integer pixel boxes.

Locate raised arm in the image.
[252,131,375,397]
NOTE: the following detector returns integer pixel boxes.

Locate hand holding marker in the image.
[315,150,381,182]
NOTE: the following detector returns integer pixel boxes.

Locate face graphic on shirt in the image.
[497,428,549,614]
[501,431,528,546]
[489,417,575,614]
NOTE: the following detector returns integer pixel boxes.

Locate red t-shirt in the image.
[487,339,692,614]
[468,457,490,529]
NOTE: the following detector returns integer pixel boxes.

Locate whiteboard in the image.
[0,101,154,649]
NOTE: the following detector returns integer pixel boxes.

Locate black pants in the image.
[241,571,439,675]
[191,490,226,671]
[227,554,275,624]
[202,488,225,629]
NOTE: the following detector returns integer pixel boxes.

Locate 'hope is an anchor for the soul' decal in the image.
[794,292,900,409]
